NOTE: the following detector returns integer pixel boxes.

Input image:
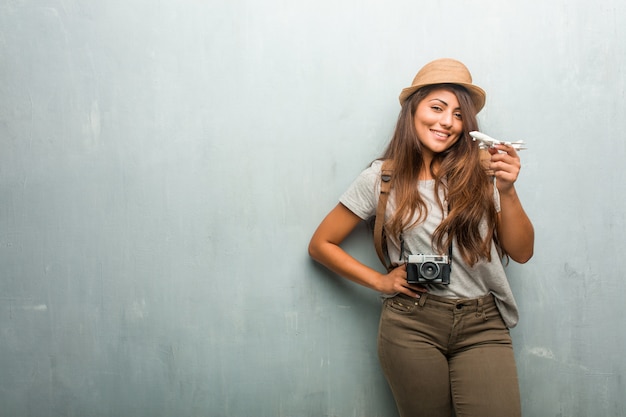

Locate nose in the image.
[439,111,453,128]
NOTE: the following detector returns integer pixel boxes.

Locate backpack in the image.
[373,160,394,272]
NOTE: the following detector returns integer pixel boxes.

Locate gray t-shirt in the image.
[340,160,519,328]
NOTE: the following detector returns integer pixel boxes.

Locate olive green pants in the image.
[378,292,521,417]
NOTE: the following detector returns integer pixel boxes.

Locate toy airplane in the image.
[469,131,527,151]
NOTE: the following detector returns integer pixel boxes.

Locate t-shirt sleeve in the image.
[339,161,382,220]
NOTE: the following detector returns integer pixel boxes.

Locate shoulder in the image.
[351,160,385,185]
[339,160,386,219]
[367,159,384,174]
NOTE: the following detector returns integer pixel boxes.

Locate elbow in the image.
[309,236,336,267]
[502,225,535,264]
[308,239,321,263]
[509,236,534,264]
[511,248,533,264]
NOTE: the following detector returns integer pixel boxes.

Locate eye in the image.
[431,105,443,112]
[454,112,463,120]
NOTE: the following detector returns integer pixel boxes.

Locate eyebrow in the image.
[429,98,461,111]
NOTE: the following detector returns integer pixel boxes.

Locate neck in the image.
[419,171,434,181]
[419,159,439,181]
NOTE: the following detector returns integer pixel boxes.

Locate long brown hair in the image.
[381,84,502,266]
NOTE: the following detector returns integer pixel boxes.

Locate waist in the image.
[394,291,496,312]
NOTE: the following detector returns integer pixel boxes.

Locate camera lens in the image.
[419,262,440,280]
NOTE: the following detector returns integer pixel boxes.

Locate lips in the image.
[430,129,450,139]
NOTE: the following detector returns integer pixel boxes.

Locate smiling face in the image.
[413,88,463,167]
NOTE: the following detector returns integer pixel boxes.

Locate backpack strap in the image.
[374,160,394,271]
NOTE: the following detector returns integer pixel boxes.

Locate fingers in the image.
[384,264,427,298]
[387,264,408,294]
[398,275,427,297]
[398,283,426,298]
[489,144,520,162]
[405,284,428,298]
[488,144,521,190]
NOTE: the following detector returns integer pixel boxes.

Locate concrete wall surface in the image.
[1,1,625,416]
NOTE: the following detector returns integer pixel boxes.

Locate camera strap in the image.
[373,160,453,272]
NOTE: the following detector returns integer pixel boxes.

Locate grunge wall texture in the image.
[1,1,625,416]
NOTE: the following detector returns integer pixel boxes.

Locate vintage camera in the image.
[406,254,451,285]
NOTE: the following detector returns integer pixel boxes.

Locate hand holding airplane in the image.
[469,131,527,151]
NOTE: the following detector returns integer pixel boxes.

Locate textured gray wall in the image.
[1,1,625,416]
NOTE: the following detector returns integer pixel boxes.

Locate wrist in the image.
[370,271,386,293]
[498,185,518,199]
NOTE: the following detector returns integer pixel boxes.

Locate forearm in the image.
[308,203,386,291]
[309,240,385,292]
[497,187,534,263]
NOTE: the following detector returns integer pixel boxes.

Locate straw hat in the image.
[398,58,486,112]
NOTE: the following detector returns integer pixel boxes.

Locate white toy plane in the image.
[469,131,527,151]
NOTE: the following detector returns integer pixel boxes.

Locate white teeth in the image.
[432,130,448,138]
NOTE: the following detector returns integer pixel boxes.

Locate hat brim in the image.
[399,82,486,113]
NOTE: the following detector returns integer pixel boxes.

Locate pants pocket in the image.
[384,296,416,314]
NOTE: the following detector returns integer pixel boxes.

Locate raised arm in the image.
[488,144,535,263]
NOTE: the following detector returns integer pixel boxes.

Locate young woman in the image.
[308,58,534,417]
